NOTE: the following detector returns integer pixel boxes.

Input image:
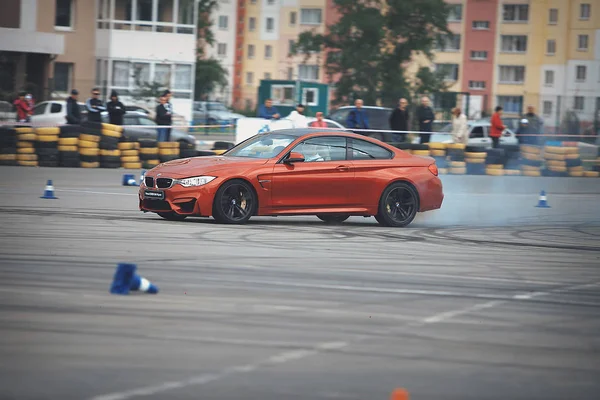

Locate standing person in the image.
[13,92,32,123]
[65,89,82,125]
[416,96,435,144]
[85,88,106,123]
[106,90,126,125]
[257,98,281,119]
[519,105,544,145]
[451,107,469,145]
[25,93,34,122]
[310,111,327,128]
[490,106,506,149]
[155,96,172,142]
[389,98,409,142]
[346,99,369,132]
[286,104,308,128]
[162,90,174,139]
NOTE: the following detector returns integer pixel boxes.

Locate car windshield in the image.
[224,133,297,158]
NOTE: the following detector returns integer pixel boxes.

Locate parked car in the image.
[327,106,396,142]
[30,100,87,126]
[306,117,347,129]
[100,111,197,147]
[428,121,519,148]
[192,101,245,125]
[0,101,16,122]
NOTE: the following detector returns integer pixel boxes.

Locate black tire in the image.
[375,181,419,227]
[212,179,256,224]
[157,212,188,221]
[213,141,234,150]
[317,214,350,224]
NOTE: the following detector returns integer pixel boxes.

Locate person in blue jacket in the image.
[257,98,281,119]
[85,87,106,123]
[346,99,369,131]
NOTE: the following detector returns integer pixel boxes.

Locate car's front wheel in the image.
[212,179,256,224]
[157,212,188,221]
[317,214,350,224]
[375,181,419,227]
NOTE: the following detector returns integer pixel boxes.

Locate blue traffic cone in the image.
[535,190,551,208]
[109,263,159,295]
[122,173,139,186]
[40,179,58,199]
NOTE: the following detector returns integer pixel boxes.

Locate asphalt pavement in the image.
[0,166,599,400]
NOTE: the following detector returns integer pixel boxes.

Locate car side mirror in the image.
[284,151,305,163]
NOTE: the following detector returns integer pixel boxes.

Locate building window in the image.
[503,4,529,22]
[543,101,552,116]
[548,8,558,24]
[546,39,556,55]
[246,72,254,85]
[470,50,487,60]
[290,11,297,26]
[436,63,459,81]
[248,44,255,59]
[174,64,192,90]
[298,65,319,81]
[217,43,227,57]
[133,62,151,86]
[497,96,523,114]
[154,64,171,86]
[53,62,72,92]
[136,0,153,21]
[265,45,273,59]
[436,34,460,51]
[266,17,274,32]
[447,4,462,21]
[300,9,322,25]
[576,65,587,82]
[499,66,525,84]
[501,35,527,52]
[544,70,554,86]
[218,15,228,30]
[264,72,271,80]
[112,61,130,86]
[472,21,489,30]
[574,96,585,111]
[469,81,486,90]
[578,35,589,50]
[248,17,256,31]
[177,0,195,32]
[55,0,73,28]
[580,3,591,20]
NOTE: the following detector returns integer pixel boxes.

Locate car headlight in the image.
[176,176,216,187]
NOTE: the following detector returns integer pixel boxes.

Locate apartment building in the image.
[206,0,237,105]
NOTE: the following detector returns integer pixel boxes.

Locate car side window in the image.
[329,109,351,127]
[124,116,137,126]
[470,126,485,138]
[291,136,347,162]
[50,103,62,113]
[349,138,393,160]
[32,103,47,116]
[138,117,156,126]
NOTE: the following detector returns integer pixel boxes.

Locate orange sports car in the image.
[139,128,444,227]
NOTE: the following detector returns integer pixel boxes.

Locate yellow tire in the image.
[412,150,430,156]
[428,142,446,150]
[547,165,567,173]
[121,155,140,163]
[566,153,580,160]
[17,154,37,161]
[0,154,17,161]
[569,171,584,177]
[37,134,59,142]
[486,164,503,170]
[101,128,122,138]
[504,169,521,176]
[450,161,466,168]
[100,149,121,157]
[18,133,37,142]
[584,171,599,177]
[544,152,566,161]
[144,159,161,166]
[122,162,142,169]
[465,152,486,159]
[118,142,140,150]
[120,149,139,157]
[35,127,60,135]
[212,149,227,155]
[523,169,541,177]
[17,160,38,167]
[430,149,446,157]
[546,160,567,168]
[79,134,101,143]
[438,168,448,174]
[139,147,159,155]
[544,146,567,154]
[59,137,79,146]
[449,167,466,175]
[81,161,100,168]
[16,141,34,148]
[446,143,466,150]
[58,145,78,152]
[17,147,35,154]
[569,166,584,172]
[465,158,485,164]
[522,152,543,161]
[520,145,541,154]
[158,148,179,156]
[79,140,100,149]
[486,168,505,176]
[79,147,100,156]
[521,165,541,172]
[15,127,34,134]
[564,147,579,154]
[158,141,179,149]
[101,123,124,133]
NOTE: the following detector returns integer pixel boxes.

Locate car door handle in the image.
[335,165,350,171]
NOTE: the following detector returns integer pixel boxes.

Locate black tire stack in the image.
[138,139,160,169]
[499,144,521,173]
[519,145,543,177]
[158,142,180,163]
[464,150,486,175]
[427,143,448,174]
[100,123,123,169]
[0,126,18,166]
[15,127,38,167]
[446,143,466,175]
[179,141,197,159]
[35,127,60,168]
[542,145,569,177]
[485,148,506,176]
[59,125,81,168]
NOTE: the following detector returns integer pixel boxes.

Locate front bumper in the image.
[138,180,216,217]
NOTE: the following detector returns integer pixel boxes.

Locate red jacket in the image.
[490,112,504,138]
[13,99,31,121]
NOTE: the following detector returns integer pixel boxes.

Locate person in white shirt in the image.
[451,107,469,145]
[286,104,309,128]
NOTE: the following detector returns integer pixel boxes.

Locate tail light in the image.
[428,163,438,176]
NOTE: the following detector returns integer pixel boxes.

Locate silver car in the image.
[192,101,245,125]
[428,121,519,148]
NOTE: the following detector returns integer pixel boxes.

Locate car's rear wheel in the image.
[157,212,188,221]
[375,181,419,227]
[316,214,350,224]
[212,179,256,224]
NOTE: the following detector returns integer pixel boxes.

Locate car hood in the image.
[147,155,269,178]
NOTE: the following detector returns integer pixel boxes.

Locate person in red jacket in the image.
[490,106,506,148]
[13,92,32,123]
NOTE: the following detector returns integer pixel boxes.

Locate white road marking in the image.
[422,300,504,324]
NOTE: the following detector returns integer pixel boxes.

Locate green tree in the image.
[291,0,451,107]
